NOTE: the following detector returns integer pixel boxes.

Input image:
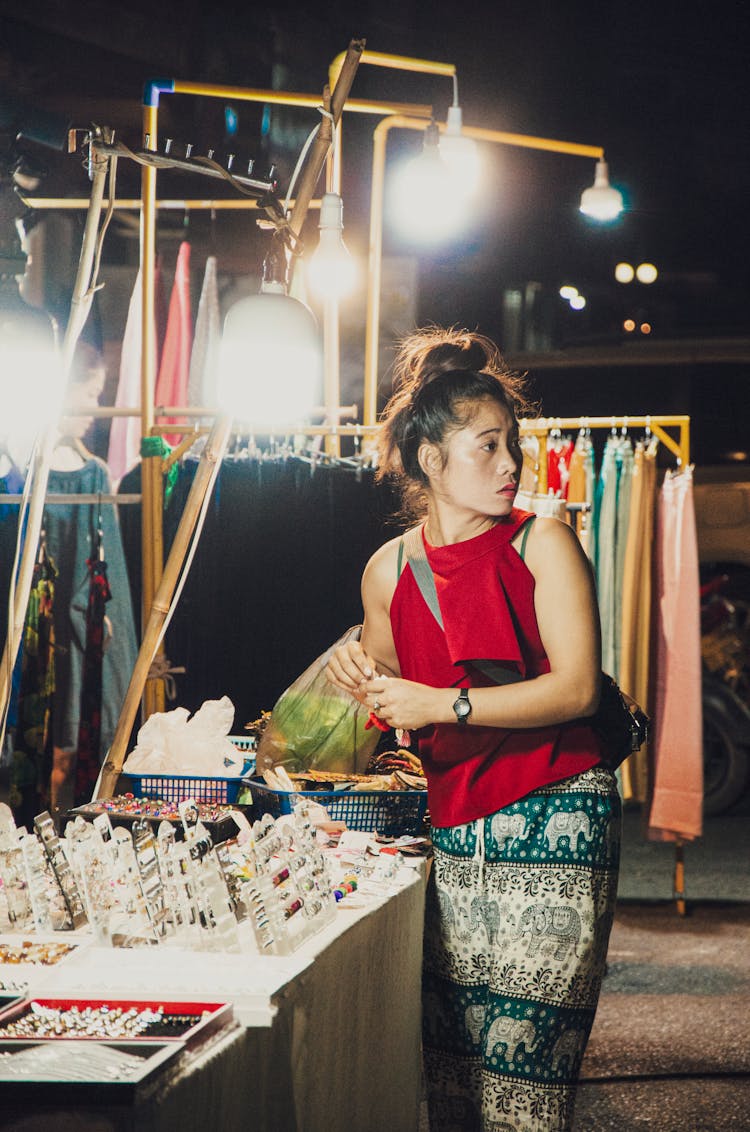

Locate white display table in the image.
[0,864,426,1132]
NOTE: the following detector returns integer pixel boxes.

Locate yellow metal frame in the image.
[519,415,690,492]
[364,115,606,426]
[135,64,438,712]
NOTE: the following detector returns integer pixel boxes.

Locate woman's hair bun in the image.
[393,325,499,391]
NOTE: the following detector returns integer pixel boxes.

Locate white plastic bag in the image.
[123,696,242,775]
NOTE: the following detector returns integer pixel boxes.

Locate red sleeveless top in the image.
[390,509,601,827]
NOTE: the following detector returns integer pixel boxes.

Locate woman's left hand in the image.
[361,675,441,731]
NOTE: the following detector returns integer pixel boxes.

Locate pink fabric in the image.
[154,241,193,446]
[187,255,221,410]
[107,269,158,487]
[648,467,703,841]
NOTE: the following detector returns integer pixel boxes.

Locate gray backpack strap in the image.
[401,525,522,686]
[402,525,443,628]
[517,515,536,562]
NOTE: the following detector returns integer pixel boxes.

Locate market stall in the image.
[0,825,426,1132]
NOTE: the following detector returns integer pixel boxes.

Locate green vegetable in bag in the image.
[256,626,380,775]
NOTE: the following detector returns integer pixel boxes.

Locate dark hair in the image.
[376,326,531,517]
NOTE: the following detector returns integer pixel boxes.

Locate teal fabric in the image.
[595,436,634,681]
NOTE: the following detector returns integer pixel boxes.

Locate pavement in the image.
[572,801,750,1131]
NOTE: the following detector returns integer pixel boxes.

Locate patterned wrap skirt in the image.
[423,765,621,1132]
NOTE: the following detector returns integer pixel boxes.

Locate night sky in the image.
[2,2,749,344]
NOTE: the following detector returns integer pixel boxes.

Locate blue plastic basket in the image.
[120,772,246,805]
[120,737,255,805]
[244,778,429,838]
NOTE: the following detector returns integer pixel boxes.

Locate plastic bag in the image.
[123,696,243,775]
[256,626,381,776]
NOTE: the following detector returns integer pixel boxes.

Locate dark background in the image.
[3,1,749,336]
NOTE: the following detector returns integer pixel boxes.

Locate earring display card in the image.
[32,813,88,929]
[131,821,173,941]
[245,805,336,955]
[0,805,33,931]
[178,801,241,953]
[0,998,233,1047]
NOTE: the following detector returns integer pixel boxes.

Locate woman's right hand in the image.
[324,640,380,701]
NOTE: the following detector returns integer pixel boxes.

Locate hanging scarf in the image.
[11,547,57,824]
[74,555,112,804]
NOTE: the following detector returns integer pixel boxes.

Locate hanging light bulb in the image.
[579,159,624,221]
[217,242,322,429]
[389,121,470,243]
[307,192,357,300]
[0,296,62,466]
[438,104,482,193]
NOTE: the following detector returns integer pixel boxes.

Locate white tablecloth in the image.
[0,865,426,1132]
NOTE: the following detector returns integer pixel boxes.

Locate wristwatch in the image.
[452,687,472,727]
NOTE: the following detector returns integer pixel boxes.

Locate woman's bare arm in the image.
[324,538,401,699]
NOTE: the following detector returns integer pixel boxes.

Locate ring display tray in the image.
[0,1038,180,1101]
[0,998,233,1047]
[66,800,241,845]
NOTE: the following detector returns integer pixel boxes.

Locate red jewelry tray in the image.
[0,997,233,1045]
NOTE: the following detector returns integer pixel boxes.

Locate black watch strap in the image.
[453,687,472,727]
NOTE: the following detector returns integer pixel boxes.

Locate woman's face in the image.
[425,398,521,518]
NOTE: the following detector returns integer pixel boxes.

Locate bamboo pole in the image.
[287,39,365,242]
[286,40,364,459]
[96,415,233,798]
[140,102,164,717]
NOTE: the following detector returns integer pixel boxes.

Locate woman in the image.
[325,327,620,1132]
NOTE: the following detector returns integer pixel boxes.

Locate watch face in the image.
[453,691,471,723]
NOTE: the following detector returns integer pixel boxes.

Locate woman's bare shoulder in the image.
[362,534,404,598]
[521,516,589,572]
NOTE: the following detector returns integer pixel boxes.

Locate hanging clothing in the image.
[547,435,574,499]
[513,489,567,521]
[647,466,703,841]
[10,545,57,828]
[518,435,539,496]
[107,268,159,487]
[74,552,112,804]
[619,438,658,802]
[188,254,221,415]
[155,241,193,447]
[37,458,138,761]
[423,766,620,1132]
[595,435,634,681]
[567,431,595,556]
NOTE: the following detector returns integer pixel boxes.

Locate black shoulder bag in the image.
[401,523,650,771]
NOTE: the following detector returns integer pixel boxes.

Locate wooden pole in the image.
[96,415,233,798]
[287,39,365,243]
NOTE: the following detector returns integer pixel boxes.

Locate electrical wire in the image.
[282,103,335,216]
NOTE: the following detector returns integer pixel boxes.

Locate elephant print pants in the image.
[422,765,621,1132]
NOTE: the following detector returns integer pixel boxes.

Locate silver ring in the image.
[373,701,382,712]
